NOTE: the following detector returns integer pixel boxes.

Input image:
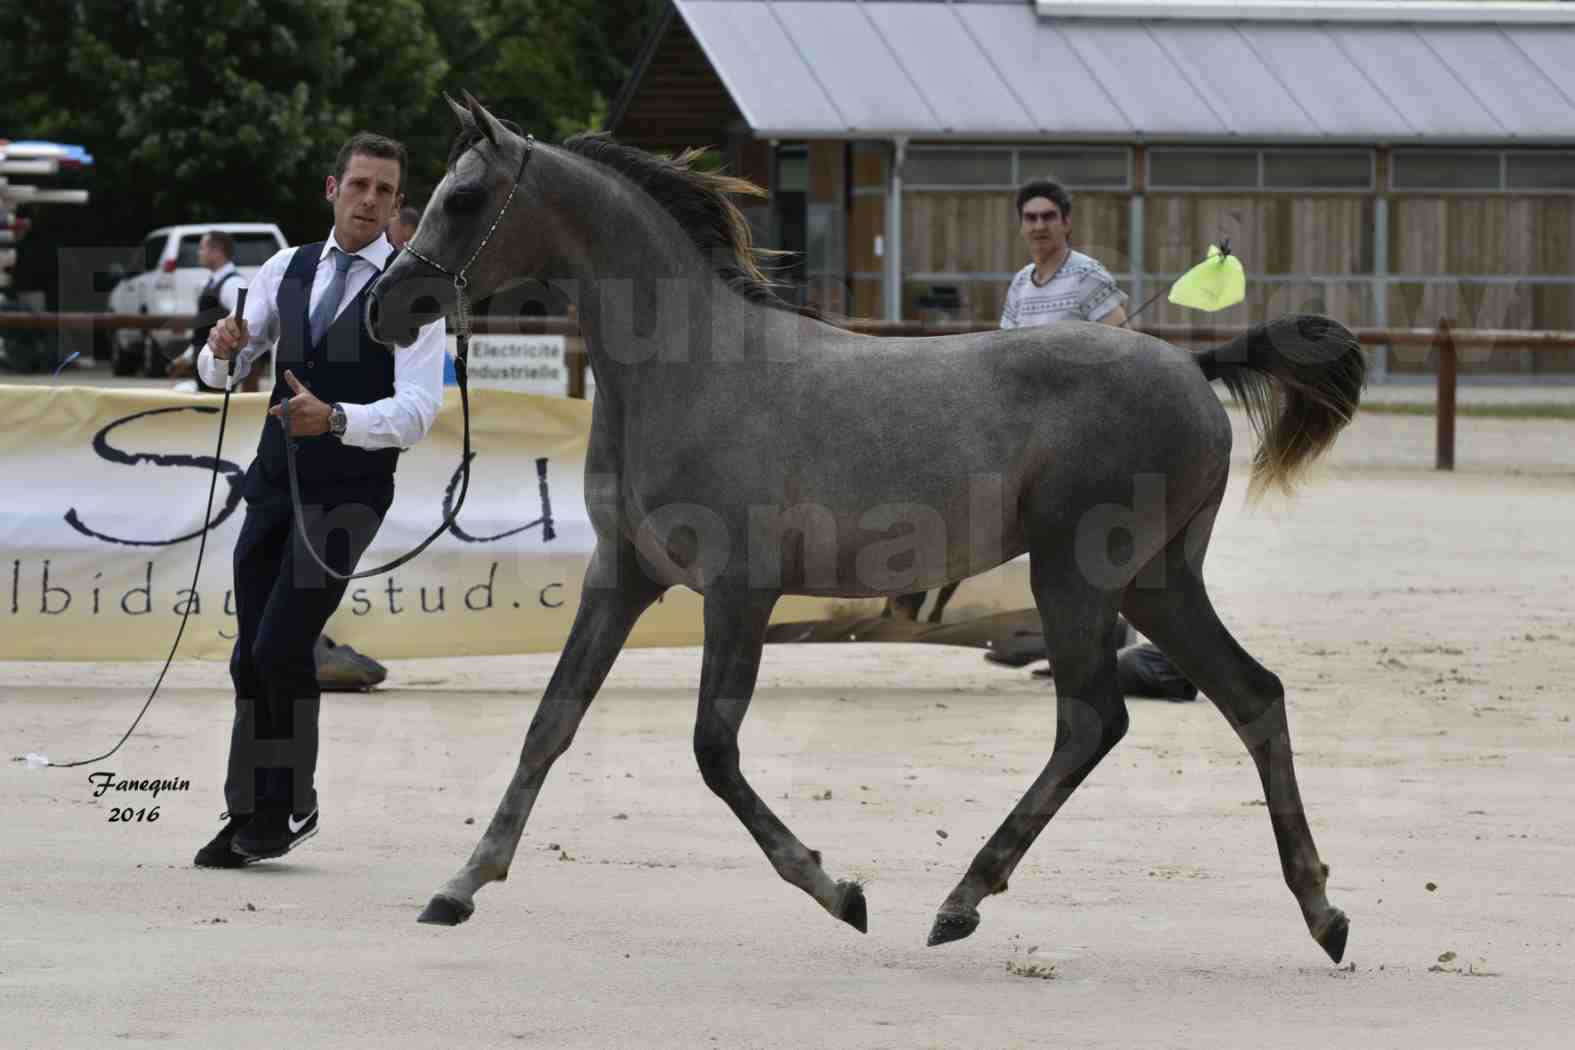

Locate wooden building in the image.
[609,0,1575,374]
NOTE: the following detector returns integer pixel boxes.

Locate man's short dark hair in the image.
[334,131,407,194]
[203,230,235,260]
[1017,177,1072,219]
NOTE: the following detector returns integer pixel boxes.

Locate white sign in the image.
[446,334,569,396]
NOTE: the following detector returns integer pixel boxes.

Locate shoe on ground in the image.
[194,811,258,869]
[981,628,1048,668]
[232,807,319,861]
[982,615,1137,671]
[984,648,1039,668]
[315,635,387,692]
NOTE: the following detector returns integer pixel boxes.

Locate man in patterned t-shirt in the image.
[1000,175,1128,329]
[890,177,1133,627]
[993,177,1196,701]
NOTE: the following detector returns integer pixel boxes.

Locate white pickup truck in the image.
[107,222,287,376]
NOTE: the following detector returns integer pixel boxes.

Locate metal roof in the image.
[671,0,1575,142]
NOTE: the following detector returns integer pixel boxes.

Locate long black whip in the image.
[36,287,248,769]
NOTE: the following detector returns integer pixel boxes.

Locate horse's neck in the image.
[539,154,790,397]
[566,272,782,371]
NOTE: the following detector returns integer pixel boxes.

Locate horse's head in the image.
[368,92,542,348]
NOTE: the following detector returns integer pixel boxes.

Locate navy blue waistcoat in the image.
[253,243,399,485]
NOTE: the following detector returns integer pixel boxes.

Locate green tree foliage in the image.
[409,0,665,194]
[0,0,665,303]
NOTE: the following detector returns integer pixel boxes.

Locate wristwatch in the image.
[328,403,347,437]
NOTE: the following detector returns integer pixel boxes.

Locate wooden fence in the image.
[3,313,1571,472]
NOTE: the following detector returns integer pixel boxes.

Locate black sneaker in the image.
[194,812,258,869]
[232,807,319,860]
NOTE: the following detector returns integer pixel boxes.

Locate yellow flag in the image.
[1167,243,1246,312]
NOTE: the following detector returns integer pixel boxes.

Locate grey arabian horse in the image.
[368,95,1365,962]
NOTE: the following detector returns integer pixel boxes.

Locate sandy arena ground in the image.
[3,407,1573,1048]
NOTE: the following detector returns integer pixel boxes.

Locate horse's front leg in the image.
[693,587,868,932]
[418,548,666,925]
[930,555,1127,947]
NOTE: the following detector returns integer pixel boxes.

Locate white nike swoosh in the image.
[288,810,316,834]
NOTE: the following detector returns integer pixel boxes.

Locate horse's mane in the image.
[446,124,818,319]
[559,132,822,320]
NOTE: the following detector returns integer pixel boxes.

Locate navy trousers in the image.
[224,466,393,815]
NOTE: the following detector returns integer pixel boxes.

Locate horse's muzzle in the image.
[367,254,457,348]
[370,275,459,349]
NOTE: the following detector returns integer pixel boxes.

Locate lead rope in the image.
[277,289,472,581]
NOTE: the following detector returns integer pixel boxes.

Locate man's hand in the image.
[208,316,249,360]
[267,370,332,436]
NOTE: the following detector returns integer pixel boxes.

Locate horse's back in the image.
[619,320,1235,595]
[824,321,1233,474]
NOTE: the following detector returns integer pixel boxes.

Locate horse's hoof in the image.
[835,881,868,934]
[417,894,474,926]
[927,909,979,947]
[1315,908,1350,964]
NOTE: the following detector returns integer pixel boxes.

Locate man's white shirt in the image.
[198,231,445,449]
[999,249,1127,329]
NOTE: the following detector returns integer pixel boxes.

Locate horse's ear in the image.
[445,92,474,130]
[462,90,504,147]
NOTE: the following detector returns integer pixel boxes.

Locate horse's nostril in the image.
[409,296,446,327]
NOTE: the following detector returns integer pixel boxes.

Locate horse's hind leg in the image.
[1121,507,1349,962]
[693,587,868,932]
[931,552,1128,946]
[418,547,666,926]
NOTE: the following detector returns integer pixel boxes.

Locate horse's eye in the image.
[445,185,486,212]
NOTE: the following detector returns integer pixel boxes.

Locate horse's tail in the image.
[1195,313,1367,500]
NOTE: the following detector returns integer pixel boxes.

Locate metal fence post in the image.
[1435,316,1457,471]
[567,337,586,399]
